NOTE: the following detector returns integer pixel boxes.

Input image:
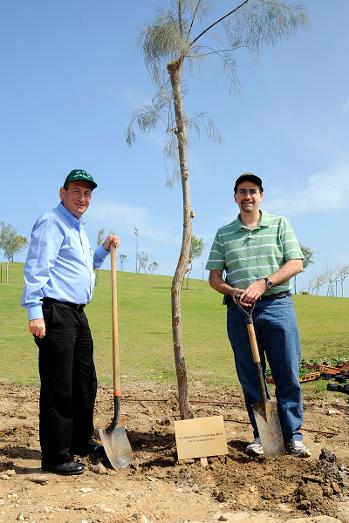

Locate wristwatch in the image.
[264,277,273,289]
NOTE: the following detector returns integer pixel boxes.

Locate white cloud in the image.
[267,162,349,214]
[341,99,349,112]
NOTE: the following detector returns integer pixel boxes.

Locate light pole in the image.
[134,227,139,273]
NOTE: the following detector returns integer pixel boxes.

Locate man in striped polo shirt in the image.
[206,173,310,458]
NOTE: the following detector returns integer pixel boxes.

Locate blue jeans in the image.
[227,295,303,443]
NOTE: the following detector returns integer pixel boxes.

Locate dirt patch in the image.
[0,383,349,522]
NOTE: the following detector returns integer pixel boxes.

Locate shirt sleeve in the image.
[21,218,64,320]
[279,217,304,262]
[93,246,110,270]
[205,231,226,271]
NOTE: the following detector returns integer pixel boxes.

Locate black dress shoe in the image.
[42,460,85,475]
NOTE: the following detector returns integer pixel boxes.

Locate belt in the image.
[259,291,291,301]
[42,297,86,312]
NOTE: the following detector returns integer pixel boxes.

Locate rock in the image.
[0,499,5,506]
[319,448,337,463]
[331,481,342,494]
[79,487,93,493]
[218,515,228,521]
[96,462,107,474]
[28,475,48,485]
[0,474,10,480]
[191,483,199,493]
[96,503,115,514]
[322,486,334,497]
[8,494,19,501]
[16,514,24,521]
[156,417,170,426]
[139,515,148,523]
[302,474,323,484]
[298,499,311,510]
[5,469,16,476]
[326,408,341,415]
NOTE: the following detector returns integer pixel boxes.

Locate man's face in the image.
[59,181,92,219]
[234,181,263,214]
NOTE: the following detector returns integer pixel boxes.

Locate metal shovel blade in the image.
[99,426,133,469]
[252,399,285,459]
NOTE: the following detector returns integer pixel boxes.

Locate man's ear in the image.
[59,187,65,201]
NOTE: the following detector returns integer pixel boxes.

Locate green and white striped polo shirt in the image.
[206,210,303,295]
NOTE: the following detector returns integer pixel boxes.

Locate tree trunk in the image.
[167,58,193,420]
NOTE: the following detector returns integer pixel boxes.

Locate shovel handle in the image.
[111,245,121,397]
[247,323,268,406]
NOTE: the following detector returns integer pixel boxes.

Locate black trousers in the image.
[35,301,97,464]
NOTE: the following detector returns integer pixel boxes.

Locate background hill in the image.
[1,262,348,386]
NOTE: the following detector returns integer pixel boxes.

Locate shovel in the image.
[98,245,133,469]
[235,296,285,459]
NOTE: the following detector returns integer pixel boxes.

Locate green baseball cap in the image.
[64,169,97,190]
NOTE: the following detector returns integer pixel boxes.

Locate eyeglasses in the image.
[237,189,259,196]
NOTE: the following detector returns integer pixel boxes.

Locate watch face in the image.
[267,280,273,289]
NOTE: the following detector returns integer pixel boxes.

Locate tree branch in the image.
[190,0,250,47]
[186,0,203,41]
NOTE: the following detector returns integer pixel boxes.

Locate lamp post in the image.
[134,227,139,273]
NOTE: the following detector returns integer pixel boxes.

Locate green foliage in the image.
[1,264,349,387]
[300,243,314,269]
[0,222,28,262]
[190,234,205,261]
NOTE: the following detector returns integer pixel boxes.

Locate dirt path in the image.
[1,383,349,522]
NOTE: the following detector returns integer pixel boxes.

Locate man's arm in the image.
[93,234,121,270]
[239,259,303,304]
[22,218,63,338]
[209,269,244,297]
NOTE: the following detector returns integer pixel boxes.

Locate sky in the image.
[1,0,348,296]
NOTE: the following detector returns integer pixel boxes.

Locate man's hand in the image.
[239,279,266,305]
[102,234,120,251]
[29,318,46,338]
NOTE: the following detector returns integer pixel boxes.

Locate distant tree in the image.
[185,235,205,289]
[127,0,307,419]
[137,251,149,273]
[97,228,105,247]
[294,244,314,294]
[148,261,159,274]
[308,270,328,296]
[95,228,105,286]
[0,222,28,262]
[119,253,128,272]
[337,264,349,298]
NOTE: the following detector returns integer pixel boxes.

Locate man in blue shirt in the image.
[22,169,120,475]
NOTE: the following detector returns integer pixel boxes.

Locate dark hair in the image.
[234,172,263,193]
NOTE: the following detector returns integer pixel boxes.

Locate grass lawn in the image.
[1,262,349,389]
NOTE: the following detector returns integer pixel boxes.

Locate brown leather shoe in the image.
[42,460,85,475]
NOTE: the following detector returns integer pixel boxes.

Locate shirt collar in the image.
[56,203,86,229]
[232,209,271,231]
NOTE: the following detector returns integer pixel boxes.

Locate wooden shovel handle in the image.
[247,323,261,364]
[111,245,121,396]
[247,323,268,406]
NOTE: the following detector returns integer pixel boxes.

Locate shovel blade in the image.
[252,400,285,459]
[99,426,133,469]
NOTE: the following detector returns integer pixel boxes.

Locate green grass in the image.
[1,262,349,387]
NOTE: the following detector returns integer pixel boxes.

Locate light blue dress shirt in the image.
[22,203,109,320]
